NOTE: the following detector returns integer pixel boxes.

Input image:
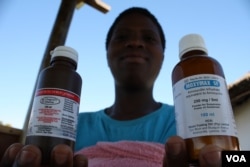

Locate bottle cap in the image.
[179,34,208,59]
[50,46,78,63]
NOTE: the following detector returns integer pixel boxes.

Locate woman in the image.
[0,7,222,167]
[75,6,175,151]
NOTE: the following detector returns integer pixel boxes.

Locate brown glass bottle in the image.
[25,46,82,165]
[171,34,239,166]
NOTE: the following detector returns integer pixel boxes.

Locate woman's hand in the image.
[0,143,88,167]
[163,136,222,167]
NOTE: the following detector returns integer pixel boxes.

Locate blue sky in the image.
[1,0,249,129]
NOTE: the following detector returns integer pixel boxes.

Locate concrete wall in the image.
[234,98,250,150]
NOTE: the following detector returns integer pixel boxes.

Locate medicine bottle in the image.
[25,46,82,165]
[171,34,240,166]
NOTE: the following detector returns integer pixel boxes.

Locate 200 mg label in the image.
[173,74,238,139]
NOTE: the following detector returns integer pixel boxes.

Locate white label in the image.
[27,88,80,141]
[173,74,238,139]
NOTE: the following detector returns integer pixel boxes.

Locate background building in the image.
[229,72,250,150]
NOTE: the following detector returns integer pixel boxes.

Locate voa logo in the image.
[226,154,247,163]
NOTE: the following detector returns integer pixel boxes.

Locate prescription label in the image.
[173,74,237,139]
[27,88,80,141]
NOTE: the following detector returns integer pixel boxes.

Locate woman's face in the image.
[107,13,164,90]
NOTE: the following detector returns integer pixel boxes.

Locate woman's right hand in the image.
[0,143,88,167]
[163,136,222,167]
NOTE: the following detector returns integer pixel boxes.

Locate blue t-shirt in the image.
[75,103,176,151]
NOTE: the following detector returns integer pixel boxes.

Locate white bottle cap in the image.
[179,34,208,59]
[50,46,78,64]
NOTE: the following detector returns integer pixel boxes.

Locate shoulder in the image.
[137,103,175,124]
[78,109,104,121]
[78,109,103,116]
[155,103,176,127]
[161,103,174,110]
[159,103,175,114]
[76,109,106,134]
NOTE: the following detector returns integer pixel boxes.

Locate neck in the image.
[106,86,161,120]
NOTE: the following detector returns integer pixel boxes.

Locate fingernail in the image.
[75,155,88,166]
[53,149,70,165]
[202,150,221,166]
[167,143,182,156]
[19,150,38,164]
[8,145,21,158]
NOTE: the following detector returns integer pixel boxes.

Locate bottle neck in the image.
[181,50,207,60]
[51,57,77,70]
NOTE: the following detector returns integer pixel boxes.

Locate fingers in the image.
[13,144,42,167]
[0,143,41,167]
[163,136,188,167]
[50,144,74,167]
[0,143,23,167]
[0,144,42,167]
[164,136,222,167]
[0,143,88,167]
[199,145,222,167]
[51,145,88,167]
[73,154,88,167]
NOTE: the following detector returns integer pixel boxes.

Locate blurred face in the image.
[107,13,164,90]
